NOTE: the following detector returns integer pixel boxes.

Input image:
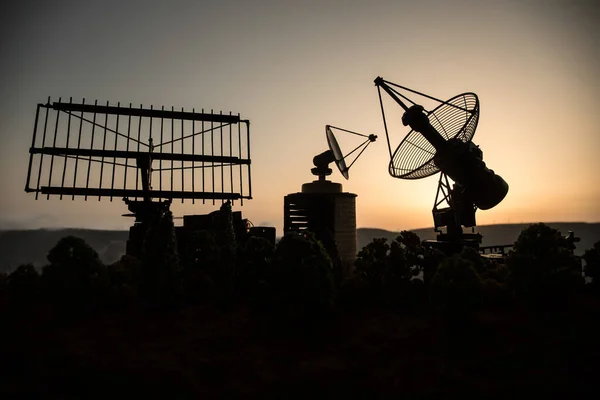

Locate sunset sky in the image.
[1,0,598,234]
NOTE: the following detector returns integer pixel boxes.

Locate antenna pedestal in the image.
[125,198,172,223]
[302,180,342,193]
[422,174,482,255]
[124,198,173,259]
[284,181,356,280]
[423,233,482,256]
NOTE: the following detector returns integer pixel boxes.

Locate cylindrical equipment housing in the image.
[284,181,357,278]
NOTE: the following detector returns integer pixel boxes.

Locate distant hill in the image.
[1,222,598,274]
[358,222,600,257]
[0,229,128,273]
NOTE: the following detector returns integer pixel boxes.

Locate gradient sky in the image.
[1,0,598,234]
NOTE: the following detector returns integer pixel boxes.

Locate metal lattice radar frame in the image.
[25,98,252,205]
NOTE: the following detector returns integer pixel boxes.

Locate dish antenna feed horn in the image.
[374,77,509,254]
[312,125,377,181]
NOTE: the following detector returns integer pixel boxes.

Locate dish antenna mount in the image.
[375,77,508,253]
[312,125,377,181]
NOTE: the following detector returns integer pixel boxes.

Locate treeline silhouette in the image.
[1,212,600,397]
[1,212,598,321]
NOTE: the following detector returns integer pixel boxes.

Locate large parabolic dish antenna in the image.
[390,92,479,179]
[375,76,507,215]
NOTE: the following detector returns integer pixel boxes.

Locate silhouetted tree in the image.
[383,232,424,309]
[479,260,509,284]
[583,240,600,289]
[313,225,343,284]
[337,273,373,311]
[460,246,485,274]
[382,239,411,307]
[236,236,274,304]
[6,264,41,311]
[396,230,425,272]
[506,223,583,307]
[430,254,482,316]
[0,271,7,313]
[271,232,334,317]
[354,232,425,309]
[388,231,425,280]
[105,255,141,310]
[423,248,447,286]
[480,278,510,309]
[42,236,108,316]
[479,260,512,309]
[354,237,389,291]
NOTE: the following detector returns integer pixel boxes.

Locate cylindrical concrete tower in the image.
[283,179,357,278]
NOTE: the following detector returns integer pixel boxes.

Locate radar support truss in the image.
[432,172,477,235]
[25,98,252,205]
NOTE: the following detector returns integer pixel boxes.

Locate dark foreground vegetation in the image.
[1,210,599,397]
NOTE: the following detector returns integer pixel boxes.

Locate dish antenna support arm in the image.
[432,172,477,236]
[375,77,447,150]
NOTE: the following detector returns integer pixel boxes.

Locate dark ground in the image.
[2,298,599,398]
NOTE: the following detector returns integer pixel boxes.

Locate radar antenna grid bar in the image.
[25,98,253,205]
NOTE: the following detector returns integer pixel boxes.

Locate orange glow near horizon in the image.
[0,1,598,234]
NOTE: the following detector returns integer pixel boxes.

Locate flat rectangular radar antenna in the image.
[25,99,252,205]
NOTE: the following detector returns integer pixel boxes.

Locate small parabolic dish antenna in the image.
[312,125,377,180]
